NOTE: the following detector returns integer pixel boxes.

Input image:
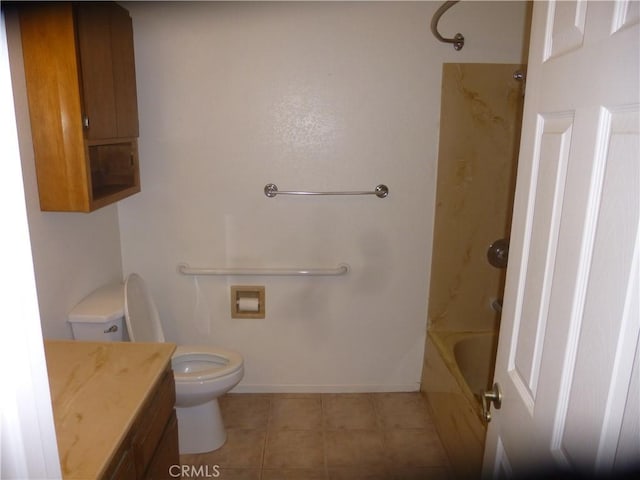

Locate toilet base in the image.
[176,398,227,454]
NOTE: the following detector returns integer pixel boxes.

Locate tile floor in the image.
[179,392,452,480]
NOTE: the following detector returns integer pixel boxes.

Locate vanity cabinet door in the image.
[101,367,179,479]
[132,368,179,477]
[107,449,137,480]
[144,411,180,480]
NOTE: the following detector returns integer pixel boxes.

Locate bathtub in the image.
[429,330,498,413]
[421,330,499,478]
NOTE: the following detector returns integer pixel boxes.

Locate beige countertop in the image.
[44,340,176,479]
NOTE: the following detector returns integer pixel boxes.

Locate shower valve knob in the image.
[487,238,509,269]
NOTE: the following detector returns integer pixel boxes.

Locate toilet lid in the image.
[124,273,165,342]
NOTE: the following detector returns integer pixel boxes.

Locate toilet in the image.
[67,274,244,454]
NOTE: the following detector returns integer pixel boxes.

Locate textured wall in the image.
[116,2,529,391]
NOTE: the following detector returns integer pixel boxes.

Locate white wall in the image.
[6,11,124,340]
[118,1,529,392]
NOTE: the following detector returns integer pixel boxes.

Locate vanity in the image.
[44,340,179,479]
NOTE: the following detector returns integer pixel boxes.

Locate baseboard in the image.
[230,383,420,394]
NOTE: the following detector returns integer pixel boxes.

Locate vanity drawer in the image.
[132,367,177,475]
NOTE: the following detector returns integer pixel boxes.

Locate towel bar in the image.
[264,184,388,198]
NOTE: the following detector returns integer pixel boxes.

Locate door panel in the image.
[611,0,639,33]
[560,106,639,469]
[512,114,572,403]
[547,0,587,59]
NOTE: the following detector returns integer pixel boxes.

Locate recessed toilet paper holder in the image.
[231,285,265,319]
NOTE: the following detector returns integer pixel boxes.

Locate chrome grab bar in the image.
[177,263,350,276]
[264,184,388,198]
[431,1,465,51]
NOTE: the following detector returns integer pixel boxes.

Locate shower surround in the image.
[422,63,525,478]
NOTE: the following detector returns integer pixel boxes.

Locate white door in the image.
[483,0,639,477]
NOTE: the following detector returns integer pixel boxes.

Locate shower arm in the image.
[431,1,465,51]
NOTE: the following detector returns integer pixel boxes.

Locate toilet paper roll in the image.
[237,297,260,312]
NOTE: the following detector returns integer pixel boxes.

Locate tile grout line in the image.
[258,394,274,480]
[320,393,331,480]
[369,392,393,475]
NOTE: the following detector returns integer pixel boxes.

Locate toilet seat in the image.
[172,345,243,383]
[124,274,245,384]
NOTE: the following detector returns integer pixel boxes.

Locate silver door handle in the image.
[481,382,502,423]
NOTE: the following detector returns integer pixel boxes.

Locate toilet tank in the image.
[68,282,127,341]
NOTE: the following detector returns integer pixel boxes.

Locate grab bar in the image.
[431,1,465,50]
[177,263,350,276]
[264,183,388,198]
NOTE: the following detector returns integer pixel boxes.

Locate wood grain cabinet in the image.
[102,368,180,480]
[19,1,141,212]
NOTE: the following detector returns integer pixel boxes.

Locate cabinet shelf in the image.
[88,139,140,209]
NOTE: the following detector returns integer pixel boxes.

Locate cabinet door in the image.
[107,449,137,480]
[144,411,180,480]
[109,3,139,138]
[132,369,176,474]
[76,2,138,140]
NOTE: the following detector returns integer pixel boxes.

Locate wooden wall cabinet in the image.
[102,368,180,480]
[19,2,141,212]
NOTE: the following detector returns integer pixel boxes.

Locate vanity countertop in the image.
[44,340,176,479]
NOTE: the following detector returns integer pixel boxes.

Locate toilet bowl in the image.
[124,273,244,454]
[67,275,244,454]
[169,345,244,453]
[171,346,244,406]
